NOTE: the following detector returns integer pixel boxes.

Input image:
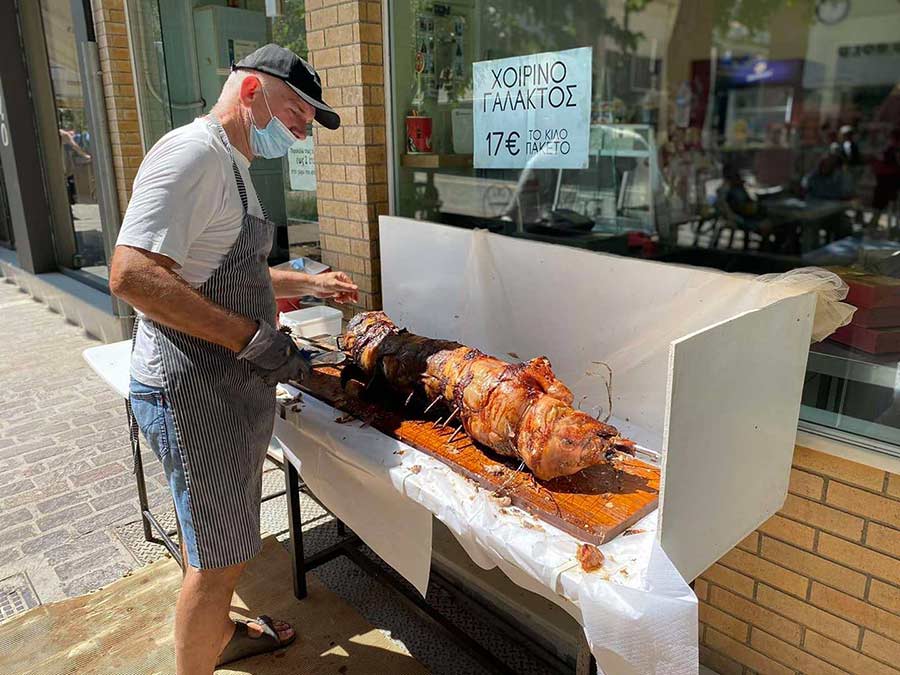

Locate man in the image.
[109,45,358,674]
[832,125,862,167]
[59,125,91,206]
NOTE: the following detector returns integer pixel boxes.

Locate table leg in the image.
[126,400,154,543]
[284,460,308,600]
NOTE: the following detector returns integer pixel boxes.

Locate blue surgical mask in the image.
[249,87,297,159]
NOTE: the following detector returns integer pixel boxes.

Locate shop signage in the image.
[288,136,316,192]
[839,42,900,57]
[473,47,592,169]
[228,39,259,64]
[835,42,900,87]
[717,58,802,87]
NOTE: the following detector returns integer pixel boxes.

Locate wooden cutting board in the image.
[302,367,660,545]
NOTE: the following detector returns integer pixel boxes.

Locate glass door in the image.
[40,0,108,280]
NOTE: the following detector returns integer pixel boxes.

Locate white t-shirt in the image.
[116,117,264,387]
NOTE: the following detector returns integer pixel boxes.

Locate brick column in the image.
[306,0,388,316]
[92,0,142,219]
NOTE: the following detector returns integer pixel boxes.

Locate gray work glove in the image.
[237,321,312,387]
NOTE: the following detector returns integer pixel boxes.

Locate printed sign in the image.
[288,136,316,192]
[229,39,259,64]
[473,47,592,169]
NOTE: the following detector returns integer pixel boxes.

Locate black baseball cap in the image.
[233,43,340,130]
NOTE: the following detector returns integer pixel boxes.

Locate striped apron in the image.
[142,117,277,569]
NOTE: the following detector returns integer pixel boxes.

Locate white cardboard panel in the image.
[659,294,816,581]
[379,217,816,578]
[381,216,793,450]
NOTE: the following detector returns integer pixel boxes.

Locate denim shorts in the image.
[129,377,201,567]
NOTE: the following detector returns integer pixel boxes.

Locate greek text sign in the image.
[288,137,316,192]
[473,47,592,169]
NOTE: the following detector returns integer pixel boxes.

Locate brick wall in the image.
[92,0,142,218]
[697,446,900,675]
[305,0,388,316]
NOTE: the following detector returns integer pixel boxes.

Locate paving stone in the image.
[55,548,130,582]
[37,422,72,436]
[43,531,115,567]
[0,546,22,568]
[61,561,133,597]
[87,444,133,465]
[1,478,35,497]
[69,461,127,487]
[35,490,91,515]
[72,506,139,535]
[88,486,136,512]
[1,481,69,511]
[0,469,26,487]
[91,416,127,432]
[35,504,94,532]
[72,412,113,428]
[20,444,70,464]
[93,471,138,494]
[0,525,40,549]
[20,529,73,555]
[0,508,33,532]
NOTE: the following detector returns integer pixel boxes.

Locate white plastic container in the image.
[279,306,343,338]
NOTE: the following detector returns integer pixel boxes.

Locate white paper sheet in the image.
[275,391,698,674]
[273,393,434,596]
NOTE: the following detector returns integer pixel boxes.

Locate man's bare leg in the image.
[175,562,294,675]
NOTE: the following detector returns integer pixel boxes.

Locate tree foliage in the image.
[271,0,309,58]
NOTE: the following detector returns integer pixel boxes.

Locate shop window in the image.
[388,0,900,453]
[125,0,319,263]
[41,0,108,280]
[271,0,320,261]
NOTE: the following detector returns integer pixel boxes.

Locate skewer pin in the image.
[442,406,460,428]
[423,396,442,415]
[448,425,463,443]
[404,391,415,407]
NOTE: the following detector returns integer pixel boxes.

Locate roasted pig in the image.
[341,312,634,480]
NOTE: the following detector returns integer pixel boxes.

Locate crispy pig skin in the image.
[342,311,634,480]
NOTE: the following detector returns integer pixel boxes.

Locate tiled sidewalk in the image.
[0,279,170,606]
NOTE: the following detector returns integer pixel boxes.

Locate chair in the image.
[711,187,765,250]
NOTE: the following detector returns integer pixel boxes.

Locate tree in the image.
[712,0,814,39]
[272,0,309,58]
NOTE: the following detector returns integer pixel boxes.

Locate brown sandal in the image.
[216,615,296,666]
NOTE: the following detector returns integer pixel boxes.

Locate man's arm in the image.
[110,245,257,353]
[59,129,90,160]
[269,268,359,303]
